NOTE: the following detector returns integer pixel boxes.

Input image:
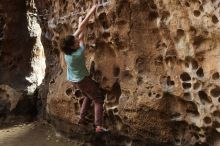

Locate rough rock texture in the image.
[0,0,46,122]
[34,0,220,145]
[2,0,220,145]
[36,0,220,145]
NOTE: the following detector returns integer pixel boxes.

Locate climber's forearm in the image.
[79,5,96,29]
[74,5,96,37]
[78,16,84,45]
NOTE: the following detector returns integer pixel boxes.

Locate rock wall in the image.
[36,0,220,145]
[1,0,220,145]
[0,0,46,123]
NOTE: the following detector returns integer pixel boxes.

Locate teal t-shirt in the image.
[64,44,89,82]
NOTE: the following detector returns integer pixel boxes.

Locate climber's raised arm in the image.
[74,4,97,38]
[78,16,84,45]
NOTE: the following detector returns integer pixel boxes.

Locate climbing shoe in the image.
[95,126,109,133]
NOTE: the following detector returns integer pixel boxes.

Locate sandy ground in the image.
[0,121,83,146]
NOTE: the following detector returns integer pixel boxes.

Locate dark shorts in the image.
[75,76,105,103]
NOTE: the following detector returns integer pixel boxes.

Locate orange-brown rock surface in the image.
[1,0,220,145]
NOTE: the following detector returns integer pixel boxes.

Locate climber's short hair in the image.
[60,35,76,55]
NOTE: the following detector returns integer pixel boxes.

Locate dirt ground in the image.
[0,121,83,146]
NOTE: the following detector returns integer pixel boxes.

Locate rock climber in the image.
[59,4,108,133]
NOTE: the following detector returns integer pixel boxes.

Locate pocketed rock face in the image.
[0,0,46,121]
[35,0,220,145]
